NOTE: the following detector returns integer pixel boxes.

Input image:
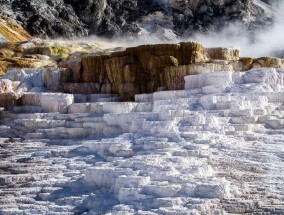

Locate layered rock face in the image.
[1,40,284,101]
[1,36,284,214]
[76,42,240,100]
[0,68,284,214]
[0,41,241,100]
[0,18,31,42]
[0,0,277,38]
[62,42,284,100]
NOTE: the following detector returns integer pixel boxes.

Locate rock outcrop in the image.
[0,0,87,38]
[0,0,277,39]
[0,38,107,76]
[0,18,31,42]
[2,40,284,101]
[62,42,241,99]
[59,42,282,99]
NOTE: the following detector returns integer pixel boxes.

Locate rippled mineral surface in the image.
[1,68,284,214]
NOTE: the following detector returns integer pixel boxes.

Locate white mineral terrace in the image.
[0,68,284,214]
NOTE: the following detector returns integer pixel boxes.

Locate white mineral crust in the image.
[0,68,284,214]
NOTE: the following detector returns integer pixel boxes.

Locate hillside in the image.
[0,0,278,39]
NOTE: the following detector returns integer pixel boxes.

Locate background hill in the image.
[0,0,280,39]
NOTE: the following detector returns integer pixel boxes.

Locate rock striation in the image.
[0,18,31,42]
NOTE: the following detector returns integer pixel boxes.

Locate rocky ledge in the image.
[0,67,284,214]
[0,39,284,102]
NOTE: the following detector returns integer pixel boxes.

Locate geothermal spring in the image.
[0,39,284,215]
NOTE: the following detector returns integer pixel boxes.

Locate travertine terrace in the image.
[0,40,284,214]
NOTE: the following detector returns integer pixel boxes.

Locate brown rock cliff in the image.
[64,41,240,100]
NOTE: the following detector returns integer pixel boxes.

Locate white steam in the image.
[190,1,284,57]
[50,1,284,58]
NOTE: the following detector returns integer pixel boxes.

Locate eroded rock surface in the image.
[0,0,278,38]
[61,42,284,100]
[63,42,241,100]
[0,68,284,214]
[1,40,284,102]
[0,18,31,42]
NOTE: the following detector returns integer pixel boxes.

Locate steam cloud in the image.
[69,1,284,58]
[189,1,284,57]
